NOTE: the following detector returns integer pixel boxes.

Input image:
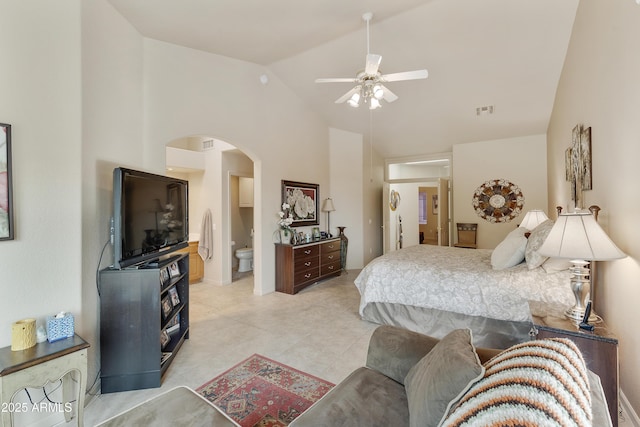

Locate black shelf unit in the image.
[99,251,189,393]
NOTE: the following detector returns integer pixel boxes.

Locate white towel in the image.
[198,209,213,261]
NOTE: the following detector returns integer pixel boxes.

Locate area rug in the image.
[197,354,334,427]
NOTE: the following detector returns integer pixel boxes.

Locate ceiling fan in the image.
[315,12,428,110]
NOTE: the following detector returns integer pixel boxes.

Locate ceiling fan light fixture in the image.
[347,92,361,108]
[369,98,381,110]
[373,84,384,100]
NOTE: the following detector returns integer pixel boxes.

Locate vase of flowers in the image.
[278,203,294,244]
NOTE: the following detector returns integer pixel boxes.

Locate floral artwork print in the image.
[281,180,319,227]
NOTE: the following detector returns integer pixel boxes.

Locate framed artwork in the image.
[168,286,180,306]
[161,296,173,319]
[565,147,573,182]
[169,262,180,277]
[432,195,438,215]
[281,180,319,227]
[571,124,582,203]
[1,123,13,241]
[160,267,170,286]
[581,126,592,191]
[160,329,170,348]
[472,179,525,223]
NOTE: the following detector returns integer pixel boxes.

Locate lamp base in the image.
[564,305,600,323]
[564,259,600,324]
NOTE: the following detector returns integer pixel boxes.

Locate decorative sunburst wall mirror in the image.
[472,179,525,223]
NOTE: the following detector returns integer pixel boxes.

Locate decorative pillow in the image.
[525,219,555,269]
[490,227,528,270]
[404,329,484,427]
[440,338,592,427]
[541,257,572,273]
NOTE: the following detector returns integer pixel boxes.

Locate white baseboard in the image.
[621,390,640,427]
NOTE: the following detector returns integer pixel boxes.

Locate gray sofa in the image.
[291,325,613,427]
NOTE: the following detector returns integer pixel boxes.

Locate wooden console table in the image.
[0,334,89,427]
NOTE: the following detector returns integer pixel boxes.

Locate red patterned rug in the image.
[197,354,334,427]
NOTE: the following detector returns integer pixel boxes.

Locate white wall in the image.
[0,1,82,350]
[329,128,364,269]
[547,0,640,412]
[142,38,330,295]
[452,135,548,249]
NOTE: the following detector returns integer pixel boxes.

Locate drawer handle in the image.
[328,245,335,249]
[304,250,312,255]
[304,273,312,278]
[328,266,334,270]
[304,262,311,267]
[327,255,333,260]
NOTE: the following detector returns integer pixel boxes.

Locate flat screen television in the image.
[112,167,189,269]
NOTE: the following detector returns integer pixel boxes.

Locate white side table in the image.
[0,334,89,427]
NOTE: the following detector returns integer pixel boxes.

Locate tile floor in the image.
[84,270,376,425]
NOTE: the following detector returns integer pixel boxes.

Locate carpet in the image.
[197,354,334,427]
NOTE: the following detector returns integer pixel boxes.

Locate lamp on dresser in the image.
[537,211,626,322]
[322,198,336,237]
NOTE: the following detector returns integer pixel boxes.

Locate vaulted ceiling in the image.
[108,0,579,158]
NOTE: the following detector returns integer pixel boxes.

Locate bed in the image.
[354,227,574,348]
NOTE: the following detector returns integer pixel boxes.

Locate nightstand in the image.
[529,301,618,427]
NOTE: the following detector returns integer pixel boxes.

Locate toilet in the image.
[235,247,253,272]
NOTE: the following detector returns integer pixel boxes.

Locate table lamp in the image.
[538,211,626,321]
[322,198,336,237]
[519,209,549,231]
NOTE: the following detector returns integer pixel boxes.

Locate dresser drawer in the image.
[321,260,341,276]
[294,267,319,286]
[321,240,340,254]
[294,245,319,260]
[321,251,339,265]
[295,256,319,271]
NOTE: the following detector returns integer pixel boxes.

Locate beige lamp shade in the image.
[322,198,335,212]
[538,212,625,261]
[519,209,549,231]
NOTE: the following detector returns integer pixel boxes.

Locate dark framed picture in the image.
[281,180,319,227]
[1,123,13,241]
[432,195,438,215]
[169,262,180,278]
[160,329,170,349]
[161,296,173,318]
[160,267,170,285]
[168,286,180,306]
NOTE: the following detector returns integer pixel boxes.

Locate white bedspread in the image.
[354,245,574,323]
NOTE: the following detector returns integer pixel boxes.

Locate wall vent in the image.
[476,105,494,116]
[202,139,215,150]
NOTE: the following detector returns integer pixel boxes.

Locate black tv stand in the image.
[99,250,189,393]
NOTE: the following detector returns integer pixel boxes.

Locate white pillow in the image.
[525,220,555,269]
[541,257,572,273]
[491,227,528,270]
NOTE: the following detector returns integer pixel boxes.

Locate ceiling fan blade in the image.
[365,54,382,76]
[380,85,398,103]
[315,77,358,83]
[335,86,360,104]
[381,69,428,82]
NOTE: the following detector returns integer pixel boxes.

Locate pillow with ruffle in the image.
[524,219,554,269]
[440,338,592,427]
[491,227,528,270]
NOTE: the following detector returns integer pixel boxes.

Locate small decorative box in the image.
[46,312,75,342]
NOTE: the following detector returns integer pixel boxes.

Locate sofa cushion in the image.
[404,329,484,427]
[290,366,409,427]
[440,338,592,427]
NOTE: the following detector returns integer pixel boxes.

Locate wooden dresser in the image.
[275,237,341,294]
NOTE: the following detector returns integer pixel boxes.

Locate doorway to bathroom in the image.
[230,173,254,281]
